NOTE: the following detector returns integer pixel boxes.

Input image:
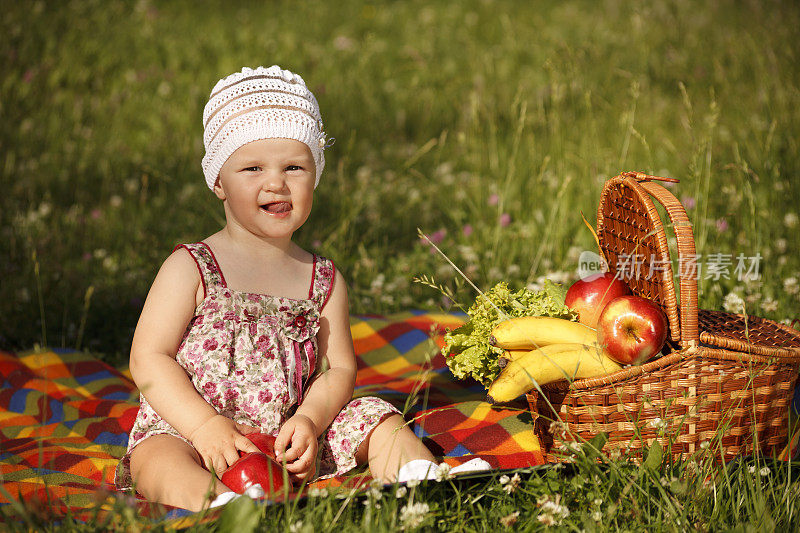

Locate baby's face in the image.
[215,138,316,241]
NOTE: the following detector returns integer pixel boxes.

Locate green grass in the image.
[3,440,800,531]
[1,0,800,530]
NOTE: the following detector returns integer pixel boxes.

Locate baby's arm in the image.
[274,269,357,480]
[129,249,258,475]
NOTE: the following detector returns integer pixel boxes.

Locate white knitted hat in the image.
[201,65,329,190]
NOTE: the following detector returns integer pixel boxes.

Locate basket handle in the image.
[628,174,700,347]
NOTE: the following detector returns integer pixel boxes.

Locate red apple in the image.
[221,452,285,495]
[596,295,668,365]
[565,272,631,328]
[245,432,277,459]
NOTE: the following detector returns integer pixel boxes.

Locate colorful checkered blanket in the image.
[0,312,543,521]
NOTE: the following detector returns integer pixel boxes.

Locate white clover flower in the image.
[760,467,770,476]
[785,213,798,228]
[405,478,420,488]
[399,501,430,530]
[310,486,328,498]
[500,511,520,528]
[593,498,603,506]
[592,510,603,522]
[502,473,521,494]
[537,514,557,526]
[648,417,667,430]
[566,441,583,454]
[435,463,452,482]
[362,498,381,509]
[700,441,710,450]
[536,494,570,526]
[784,277,799,295]
[499,475,510,485]
[748,465,757,474]
[289,521,303,533]
[761,298,779,313]
[723,292,746,314]
[395,486,408,498]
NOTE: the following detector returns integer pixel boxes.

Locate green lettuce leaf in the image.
[442,281,577,387]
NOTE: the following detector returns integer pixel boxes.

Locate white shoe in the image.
[449,458,493,475]
[209,483,265,509]
[243,483,265,499]
[397,459,439,483]
[209,491,240,508]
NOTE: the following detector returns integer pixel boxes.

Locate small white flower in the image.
[567,441,583,453]
[760,466,770,476]
[784,213,798,228]
[289,521,303,533]
[435,463,452,482]
[500,510,520,528]
[502,473,521,494]
[395,486,408,498]
[784,277,799,295]
[535,494,570,526]
[592,510,603,521]
[648,417,667,430]
[723,292,746,314]
[308,486,327,498]
[499,475,510,485]
[405,478,420,488]
[399,501,430,530]
[748,465,757,474]
[362,498,381,509]
[700,441,710,450]
[761,298,779,313]
[537,514,557,526]
[593,498,603,506]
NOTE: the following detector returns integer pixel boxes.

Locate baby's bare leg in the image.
[356,414,435,482]
[129,433,229,511]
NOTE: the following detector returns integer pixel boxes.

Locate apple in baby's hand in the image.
[221,452,285,495]
[245,432,277,459]
[596,295,668,365]
[220,432,285,495]
[565,272,631,328]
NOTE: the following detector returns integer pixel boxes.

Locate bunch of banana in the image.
[486,317,622,403]
[489,316,601,350]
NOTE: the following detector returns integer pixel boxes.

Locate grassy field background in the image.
[2,0,800,530]
[2,0,799,362]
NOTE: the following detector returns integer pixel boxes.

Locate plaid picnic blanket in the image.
[0,311,543,522]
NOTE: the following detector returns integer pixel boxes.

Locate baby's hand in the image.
[274,414,318,483]
[187,415,260,477]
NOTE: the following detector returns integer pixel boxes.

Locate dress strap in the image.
[173,242,227,298]
[309,255,336,311]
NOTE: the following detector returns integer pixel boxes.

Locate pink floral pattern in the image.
[115,242,398,491]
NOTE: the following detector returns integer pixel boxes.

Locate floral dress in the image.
[115,242,400,491]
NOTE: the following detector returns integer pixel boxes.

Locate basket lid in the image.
[596,172,699,346]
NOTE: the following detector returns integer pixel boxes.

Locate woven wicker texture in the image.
[596,175,681,343]
[530,171,800,462]
[699,309,800,357]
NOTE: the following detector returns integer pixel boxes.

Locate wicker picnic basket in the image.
[526,171,800,462]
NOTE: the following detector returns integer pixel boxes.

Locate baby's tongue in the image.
[265,202,291,213]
